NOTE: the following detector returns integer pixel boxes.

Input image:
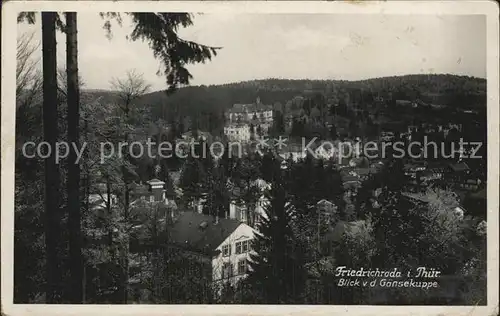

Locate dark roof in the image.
[130,184,151,197]
[340,167,366,181]
[147,178,164,184]
[168,212,242,256]
[450,162,470,172]
[401,192,430,203]
[395,100,412,105]
[421,169,441,178]
[228,103,272,113]
[426,167,447,173]
[355,167,371,176]
[129,199,170,224]
[469,188,486,200]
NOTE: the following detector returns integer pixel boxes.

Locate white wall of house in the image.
[229,201,246,222]
[211,223,257,288]
[229,195,268,227]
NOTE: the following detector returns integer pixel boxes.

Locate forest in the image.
[136,74,486,126]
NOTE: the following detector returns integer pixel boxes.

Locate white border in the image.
[2,1,499,316]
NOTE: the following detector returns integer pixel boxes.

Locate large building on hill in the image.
[226,97,273,124]
[224,97,273,142]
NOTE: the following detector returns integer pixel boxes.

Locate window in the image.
[238,259,247,275]
[222,244,231,257]
[236,240,250,254]
[242,240,249,253]
[150,196,155,203]
[222,262,233,279]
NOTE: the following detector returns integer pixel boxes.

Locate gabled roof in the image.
[168,212,242,256]
[228,103,273,113]
[401,192,430,203]
[147,178,165,185]
[316,199,337,213]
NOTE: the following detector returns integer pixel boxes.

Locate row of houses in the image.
[403,160,482,191]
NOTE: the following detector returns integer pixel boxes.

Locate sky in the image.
[17,13,486,91]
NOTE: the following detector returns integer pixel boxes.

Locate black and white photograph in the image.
[2,1,499,314]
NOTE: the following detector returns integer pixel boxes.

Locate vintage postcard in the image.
[2,1,499,315]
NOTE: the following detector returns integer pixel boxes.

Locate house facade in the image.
[167,212,257,292]
[229,194,269,228]
[212,223,257,288]
[224,124,251,142]
[130,179,170,205]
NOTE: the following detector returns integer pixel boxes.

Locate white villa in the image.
[167,212,258,291]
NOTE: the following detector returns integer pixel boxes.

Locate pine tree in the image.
[243,172,306,304]
[202,165,229,218]
[179,143,208,210]
[259,150,281,183]
[65,12,84,303]
[41,12,65,303]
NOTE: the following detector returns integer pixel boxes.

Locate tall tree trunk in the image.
[42,12,63,303]
[121,107,131,303]
[66,12,83,303]
[106,175,113,248]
